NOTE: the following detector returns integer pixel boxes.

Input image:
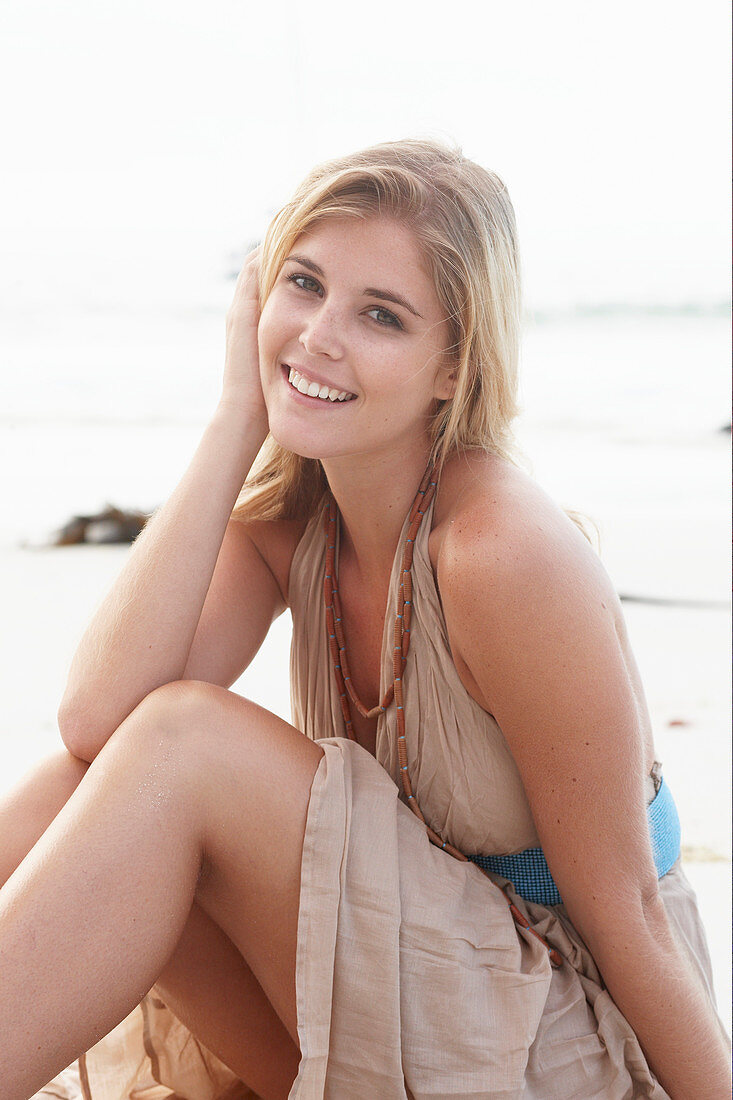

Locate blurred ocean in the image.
[2,295,729,603]
[1,0,729,563]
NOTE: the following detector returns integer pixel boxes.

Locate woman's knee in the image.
[107,680,259,775]
[134,679,246,737]
[108,682,318,823]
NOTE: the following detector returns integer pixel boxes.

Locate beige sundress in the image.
[42,491,725,1099]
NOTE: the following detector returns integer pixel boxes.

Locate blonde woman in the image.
[2,140,729,1100]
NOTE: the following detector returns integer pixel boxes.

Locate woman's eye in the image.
[366,307,403,330]
[287,272,322,295]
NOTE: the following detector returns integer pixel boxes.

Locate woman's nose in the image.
[299,303,344,360]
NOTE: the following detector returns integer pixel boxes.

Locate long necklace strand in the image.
[322,464,563,968]
[323,463,464,861]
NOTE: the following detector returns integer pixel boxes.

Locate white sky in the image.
[0,0,730,309]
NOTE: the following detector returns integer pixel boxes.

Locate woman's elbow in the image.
[57,698,102,763]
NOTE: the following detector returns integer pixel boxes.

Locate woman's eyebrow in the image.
[363,286,422,319]
[285,254,325,276]
[284,254,423,319]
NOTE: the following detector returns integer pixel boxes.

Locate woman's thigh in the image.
[1,734,306,1098]
[155,901,302,1099]
[136,679,326,1048]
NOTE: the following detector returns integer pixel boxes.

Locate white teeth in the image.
[286,367,354,403]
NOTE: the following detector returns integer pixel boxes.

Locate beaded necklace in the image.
[323,461,464,860]
[322,460,563,967]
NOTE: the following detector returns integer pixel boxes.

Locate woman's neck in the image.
[322,444,435,583]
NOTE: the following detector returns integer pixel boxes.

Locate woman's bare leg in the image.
[0,682,323,1099]
[2,750,302,1098]
[0,750,300,1098]
[0,750,89,884]
[152,904,302,1099]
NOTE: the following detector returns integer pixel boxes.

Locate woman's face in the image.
[257,214,456,465]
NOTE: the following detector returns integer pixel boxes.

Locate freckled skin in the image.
[257,215,456,467]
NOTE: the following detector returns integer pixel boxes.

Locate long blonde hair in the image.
[232,137,522,523]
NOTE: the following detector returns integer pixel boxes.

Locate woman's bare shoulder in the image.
[431,448,618,637]
[433,449,596,565]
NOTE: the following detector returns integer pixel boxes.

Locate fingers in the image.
[232,245,262,311]
[241,243,262,280]
[228,245,263,327]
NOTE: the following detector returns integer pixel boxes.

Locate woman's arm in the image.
[58,252,272,762]
[438,464,730,1100]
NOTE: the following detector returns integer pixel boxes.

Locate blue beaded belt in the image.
[467,777,681,907]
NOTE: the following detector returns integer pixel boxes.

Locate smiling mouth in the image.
[284,366,356,403]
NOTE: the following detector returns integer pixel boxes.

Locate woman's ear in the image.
[434,360,458,402]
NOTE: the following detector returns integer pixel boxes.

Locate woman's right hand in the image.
[219,246,269,431]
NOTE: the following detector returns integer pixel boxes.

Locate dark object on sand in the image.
[51,504,152,545]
